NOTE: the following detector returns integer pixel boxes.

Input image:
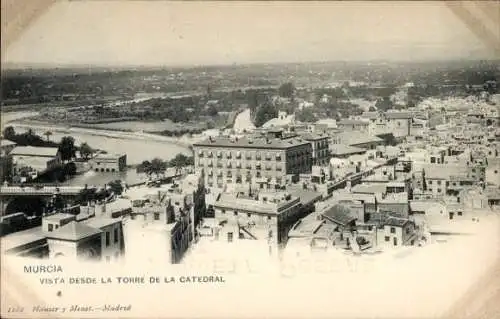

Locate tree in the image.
[247,90,259,112]
[52,194,65,211]
[136,160,151,174]
[278,82,295,98]
[143,158,167,177]
[59,136,77,161]
[368,106,377,112]
[3,126,15,139]
[296,108,317,123]
[254,99,278,127]
[77,187,97,204]
[80,142,94,160]
[64,162,77,176]
[168,153,194,172]
[375,96,394,111]
[206,104,218,117]
[44,131,53,142]
[108,180,124,196]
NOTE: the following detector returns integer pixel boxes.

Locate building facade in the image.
[91,153,127,172]
[301,133,330,166]
[211,190,313,248]
[193,136,313,190]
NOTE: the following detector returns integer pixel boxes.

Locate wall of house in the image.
[47,239,79,259]
[100,223,123,262]
[378,202,409,218]
[486,166,499,186]
[380,226,403,247]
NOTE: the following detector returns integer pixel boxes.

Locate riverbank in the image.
[7,119,203,150]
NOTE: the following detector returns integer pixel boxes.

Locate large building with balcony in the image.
[192,136,313,190]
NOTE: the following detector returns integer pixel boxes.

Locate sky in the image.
[2,1,498,68]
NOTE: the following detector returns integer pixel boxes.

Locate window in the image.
[437,188,442,193]
[247,213,251,218]
[221,209,226,214]
[385,236,390,242]
[234,211,238,216]
[48,224,53,232]
[106,256,110,262]
[390,227,395,234]
[267,216,272,220]
[106,232,110,247]
[154,212,160,220]
[437,181,441,185]
[495,170,498,174]
[428,181,433,185]
[114,228,119,243]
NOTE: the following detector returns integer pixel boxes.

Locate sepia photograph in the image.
[1,0,499,318]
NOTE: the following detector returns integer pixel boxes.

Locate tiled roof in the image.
[321,204,357,226]
[352,183,387,195]
[361,112,380,120]
[84,217,120,229]
[385,112,412,119]
[336,132,384,146]
[1,226,45,253]
[46,221,102,241]
[11,146,59,157]
[300,133,329,141]
[193,136,311,150]
[422,164,469,180]
[330,144,366,156]
[384,217,411,227]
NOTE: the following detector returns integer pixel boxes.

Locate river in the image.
[3,111,194,186]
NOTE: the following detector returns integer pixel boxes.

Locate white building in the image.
[10,146,62,178]
[90,153,127,172]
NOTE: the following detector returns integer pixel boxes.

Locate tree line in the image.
[136,153,194,177]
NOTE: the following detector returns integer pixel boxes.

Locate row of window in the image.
[200,162,284,171]
[197,149,311,161]
[207,174,283,183]
[198,150,284,160]
[427,180,468,187]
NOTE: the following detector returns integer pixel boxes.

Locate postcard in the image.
[1,1,499,318]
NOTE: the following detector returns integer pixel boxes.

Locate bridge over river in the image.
[0,185,87,216]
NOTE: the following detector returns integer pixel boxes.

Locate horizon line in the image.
[2,56,499,72]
